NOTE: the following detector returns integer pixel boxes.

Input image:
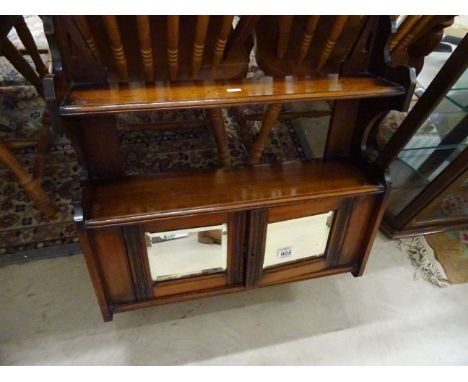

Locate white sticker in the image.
[277,246,294,259]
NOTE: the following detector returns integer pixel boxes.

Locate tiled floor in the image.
[1,233,467,365]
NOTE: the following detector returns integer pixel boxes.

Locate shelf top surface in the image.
[83,160,384,227]
[61,75,404,116]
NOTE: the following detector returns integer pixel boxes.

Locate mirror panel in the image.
[146,224,228,282]
[263,211,334,268]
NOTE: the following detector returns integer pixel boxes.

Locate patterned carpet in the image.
[0,17,308,264]
[0,83,304,262]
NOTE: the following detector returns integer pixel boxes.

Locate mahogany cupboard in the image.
[43,16,423,321]
[75,161,386,320]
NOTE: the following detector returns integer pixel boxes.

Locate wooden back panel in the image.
[53,16,255,84]
[255,16,366,76]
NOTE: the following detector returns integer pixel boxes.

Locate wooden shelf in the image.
[83,160,384,227]
[60,75,404,116]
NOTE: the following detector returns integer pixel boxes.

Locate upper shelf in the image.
[82,160,384,227]
[60,74,405,116]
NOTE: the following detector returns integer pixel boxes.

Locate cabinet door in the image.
[124,211,246,300]
[245,197,358,287]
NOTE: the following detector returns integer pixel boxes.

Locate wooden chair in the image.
[245,16,365,164]
[388,16,455,74]
[0,16,57,219]
[49,16,256,167]
[246,15,456,164]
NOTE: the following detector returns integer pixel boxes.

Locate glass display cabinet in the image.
[381,36,468,238]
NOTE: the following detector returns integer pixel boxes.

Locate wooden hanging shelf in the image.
[82,160,384,227]
[60,75,404,116]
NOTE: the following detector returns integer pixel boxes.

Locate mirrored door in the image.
[136,212,246,298]
[145,224,228,282]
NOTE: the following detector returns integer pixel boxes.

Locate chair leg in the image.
[0,137,57,219]
[249,103,282,165]
[208,108,231,166]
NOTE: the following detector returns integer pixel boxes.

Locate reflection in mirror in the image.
[284,101,333,159]
[146,224,227,282]
[263,212,334,268]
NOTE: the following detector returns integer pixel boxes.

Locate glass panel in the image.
[386,71,467,220]
[263,212,334,269]
[387,146,466,218]
[450,67,468,91]
[145,224,227,282]
[412,168,468,225]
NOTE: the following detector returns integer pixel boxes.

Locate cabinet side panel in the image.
[90,227,135,303]
[338,194,381,266]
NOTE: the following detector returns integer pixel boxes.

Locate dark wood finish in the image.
[122,225,154,300]
[45,16,419,321]
[102,16,128,80]
[245,209,268,287]
[74,219,113,322]
[267,197,340,223]
[74,16,101,61]
[227,212,247,284]
[258,196,356,285]
[166,15,179,80]
[154,274,228,298]
[259,258,329,286]
[296,16,320,68]
[84,160,384,227]
[89,227,136,304]
[114,264,357,314]
[212,16,234,71]
[255,15,364,77]
[192,16,210,78]
[77,115,124,179]
[47,16,255,168]
[326,198,354,267]
[61,75,404,116]
[316,16,349,71]
[143,212,227,233]
[136,210,243,298]
[324,99,360,159]
[136,15,154,82]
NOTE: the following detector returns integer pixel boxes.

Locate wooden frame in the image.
[76,164,385,320]
[380,34,468,238]
[44,16,420,321]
